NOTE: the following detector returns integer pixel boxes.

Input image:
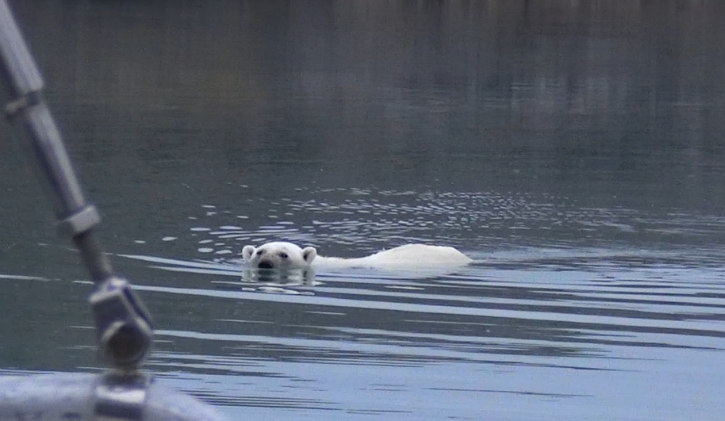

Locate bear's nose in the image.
[258,261,274,269]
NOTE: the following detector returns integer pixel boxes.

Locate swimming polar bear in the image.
[241,241,472,270]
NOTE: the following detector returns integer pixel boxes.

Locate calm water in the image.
[1,1,725,420]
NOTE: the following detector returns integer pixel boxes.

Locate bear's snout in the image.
[257,260,274,269]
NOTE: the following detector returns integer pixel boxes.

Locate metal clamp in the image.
[90,277,154,371]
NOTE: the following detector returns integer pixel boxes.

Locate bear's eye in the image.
[256,250,265,256]
[280,252,288,259]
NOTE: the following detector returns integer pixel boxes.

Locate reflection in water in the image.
[1,1,725,420]
[239,267,318,294]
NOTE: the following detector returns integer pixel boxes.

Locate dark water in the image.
[1,1,725,420]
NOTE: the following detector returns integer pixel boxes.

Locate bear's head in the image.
[242,241,317,270]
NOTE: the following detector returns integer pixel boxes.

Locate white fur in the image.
[242,241,471,270]
[242,241,317,270]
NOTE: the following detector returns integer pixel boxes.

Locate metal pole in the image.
[0,0,112,282]
[0,0,154,371]
[0,6,233,420]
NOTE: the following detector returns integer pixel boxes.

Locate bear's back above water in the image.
[242,241,472,270]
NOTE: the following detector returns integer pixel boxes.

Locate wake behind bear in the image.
[242,241,472,271]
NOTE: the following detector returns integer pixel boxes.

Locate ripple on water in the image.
[108,187,725,419]
[109,247,725,420]
[140,188,725,261]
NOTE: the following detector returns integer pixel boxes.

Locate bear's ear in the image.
[242,245,256,261]
[302,247,317,264]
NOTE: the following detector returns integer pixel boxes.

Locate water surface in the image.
[1,1,725,420]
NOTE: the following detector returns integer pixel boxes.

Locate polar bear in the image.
[241,241,472,271]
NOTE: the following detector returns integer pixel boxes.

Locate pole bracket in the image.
[95,372,152,421]
[57,205,102,238]
[4,89,41,118]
